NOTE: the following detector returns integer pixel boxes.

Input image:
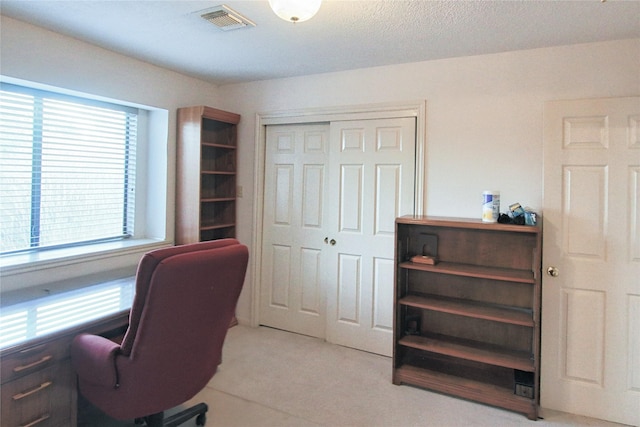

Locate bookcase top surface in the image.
[396,215,540,234]
[178,105,240,124]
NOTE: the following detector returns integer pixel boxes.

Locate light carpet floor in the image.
[80,325,627,427]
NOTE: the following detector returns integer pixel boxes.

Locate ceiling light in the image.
[269,0,322,23]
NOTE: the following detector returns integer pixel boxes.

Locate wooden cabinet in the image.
[0,315,129,427]
[176,106,240,244]
[1,339,73,427]
[1,278,133,427]
[393,216,542,420]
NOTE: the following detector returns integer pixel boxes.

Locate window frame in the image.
[0,82,139,255]
[0,77,169,289]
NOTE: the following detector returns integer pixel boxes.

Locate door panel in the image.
[326,118,415,356]
[270,245,291,308]
[339,164,363,232]
[260,124,329,338]
[300,248,322,315]
[337,253,361,323]
[541,97,640,426]
[563,166,606,259]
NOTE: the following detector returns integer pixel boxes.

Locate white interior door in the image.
[260,118,416,357]
[541,97,640,426]
[325,118,416,356]
[260,124,330,338]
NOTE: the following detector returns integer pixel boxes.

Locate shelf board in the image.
[200,222,235,231]
[398,334,534,372]
[399,261,535,283]
[399,294,533,327]
[201,170,236,175]
[201,197,236,203]
[202,142,236,149]
[393,364,537,420]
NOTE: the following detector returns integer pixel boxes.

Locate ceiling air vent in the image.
[200,5,255,31]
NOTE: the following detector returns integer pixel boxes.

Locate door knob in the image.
[547,266,559,277]
[324,237,329,244]
[330,239,336,246]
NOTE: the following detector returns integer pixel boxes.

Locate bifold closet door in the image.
[260,118,416,356]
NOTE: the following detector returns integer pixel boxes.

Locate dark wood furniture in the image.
[393,216,542,420]
[176,106,240,244]
[0,279,134,427]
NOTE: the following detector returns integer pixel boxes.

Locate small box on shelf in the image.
[410,255,438,265]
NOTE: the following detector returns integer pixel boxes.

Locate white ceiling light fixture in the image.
[269,0,322,23]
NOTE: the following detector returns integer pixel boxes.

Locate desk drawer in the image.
[1,339,71,384]
[1,362,72,427]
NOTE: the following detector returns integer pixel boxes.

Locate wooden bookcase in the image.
[176,106,240,244]
[393,216,542,420]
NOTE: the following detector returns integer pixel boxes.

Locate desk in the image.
[0,278,134,427]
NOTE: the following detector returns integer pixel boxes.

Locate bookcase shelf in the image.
[399,261,535,283]
[393,216,542,420]
[399,294,534,326]
[394,364,537,418]
[398,334,534,372]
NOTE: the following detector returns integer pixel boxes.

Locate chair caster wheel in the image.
[196,413,207,426]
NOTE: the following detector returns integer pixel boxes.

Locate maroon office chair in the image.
[71,239,248,426]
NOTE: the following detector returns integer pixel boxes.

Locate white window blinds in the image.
[0,83,138,254]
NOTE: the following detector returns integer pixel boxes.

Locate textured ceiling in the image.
[1,0,638,86]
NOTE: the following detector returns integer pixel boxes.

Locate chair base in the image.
[137,403,208,427]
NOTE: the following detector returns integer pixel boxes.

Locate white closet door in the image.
[260,124,330,338]
[325,118,416,356]
[260,118,416,356]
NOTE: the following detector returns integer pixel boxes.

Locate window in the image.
[0,83,138,254]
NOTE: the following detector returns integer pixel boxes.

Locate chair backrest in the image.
[120,238,243,356]
[118,240,248,407]
[72,239,248,420]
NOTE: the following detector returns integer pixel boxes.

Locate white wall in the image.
[220,38,639,323]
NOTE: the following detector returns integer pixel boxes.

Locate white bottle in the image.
[482,191,500,223]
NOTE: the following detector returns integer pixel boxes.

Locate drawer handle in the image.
[12,381,53,401]
[20,413,51,427]
[13,355,53,373]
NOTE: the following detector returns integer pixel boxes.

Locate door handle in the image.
[330,239,336,246]
[324,237,337,246]
[547,266,559,277]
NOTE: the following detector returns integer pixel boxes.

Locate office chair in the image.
[71,239,249,427]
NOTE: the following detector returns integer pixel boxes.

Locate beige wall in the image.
[222,38,638,219]
[2,15,639,324]
[219,39,639,323]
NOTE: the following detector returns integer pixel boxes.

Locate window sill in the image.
[0,238,171,277]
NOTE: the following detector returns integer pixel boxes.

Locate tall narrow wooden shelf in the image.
[393,216,542,420]
[176,106,240,244]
